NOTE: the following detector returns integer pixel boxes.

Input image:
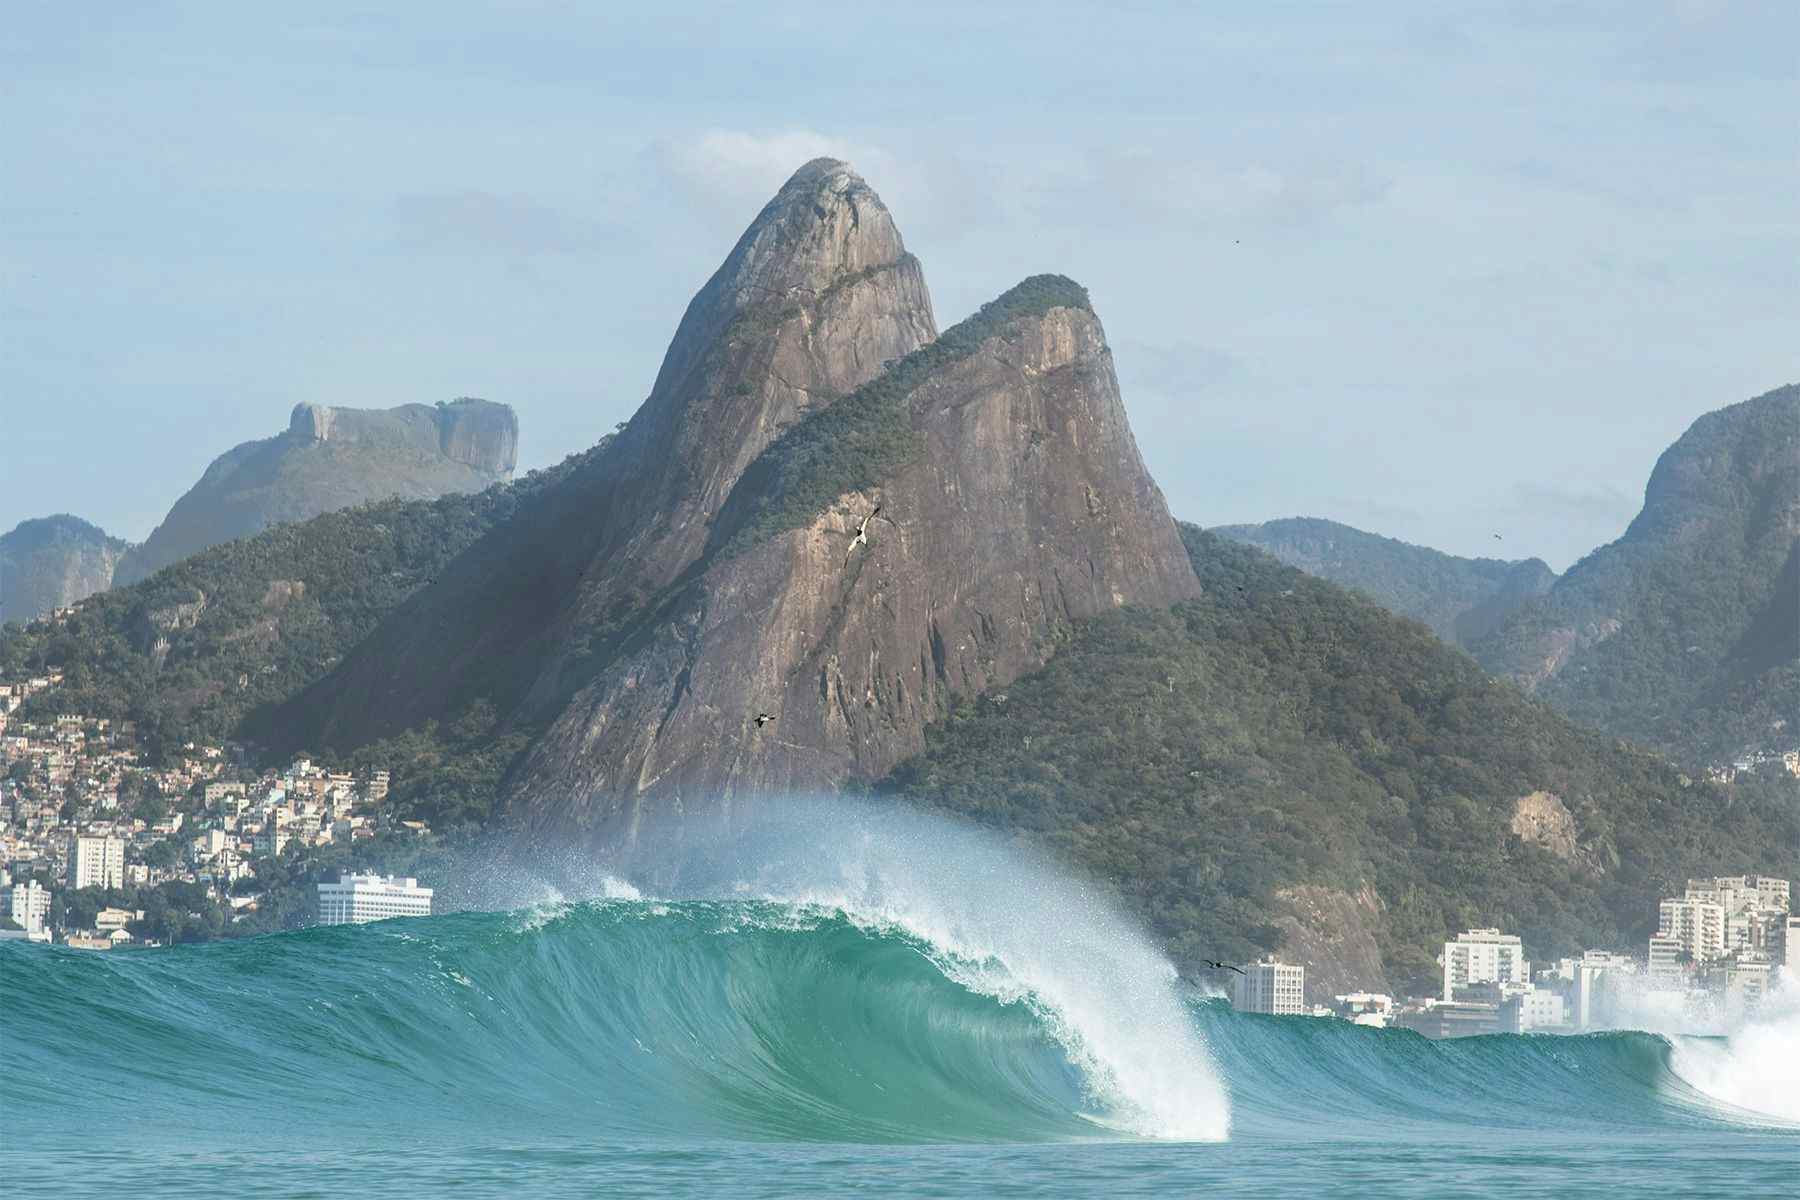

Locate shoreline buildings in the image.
[1441,928,1527,1001]
[71,834,125,891]
[316,873,434,925]
[9,878,51,937]
[1649,876,1789,1000]
[1231,960,1307,1015]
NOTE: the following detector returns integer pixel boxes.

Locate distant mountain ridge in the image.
[3,163,1792,1000]
[878,525,1799,998]
[1467,384,1799,764]
[114,397,518,586]
[1211,517,1555,646]
[0,515,130,625]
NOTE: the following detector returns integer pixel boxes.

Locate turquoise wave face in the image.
[3,898,1792,1150]
[3,901,1109,1144]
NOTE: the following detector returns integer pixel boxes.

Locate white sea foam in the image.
[564,797,1232,1141]
[1666,974,1800,1126]
[597,875,643,901]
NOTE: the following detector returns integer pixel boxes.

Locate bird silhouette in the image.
[844,504,892,566]
[753,712,774,728]
[1198,959,1247,976]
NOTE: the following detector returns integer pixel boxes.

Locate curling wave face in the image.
[7,895,1798,1154]
[3,897,1215,1144]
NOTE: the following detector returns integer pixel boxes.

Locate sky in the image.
[3,2,1795,571]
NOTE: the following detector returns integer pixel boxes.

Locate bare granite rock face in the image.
[1509,790,1579,861]
[435,400,519,475]
[0,515,129,624]
[282,160,1198,849]
[504,299,1200,844]
[115,398,517,585]
[1271,883,1389,1003]
[284,159,938,751]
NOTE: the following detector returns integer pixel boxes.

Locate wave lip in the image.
[549,798,1233,1141]
[2,800,1237,1145]
[1665,983,1800,1128]
[1,898,1216,1146]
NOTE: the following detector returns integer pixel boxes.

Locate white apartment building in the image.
[316,873,434,925]
[1657,897,1726,965]
[10,879,51,933]
[1441,929,1526,1001]
[1232,960,1306,1015]
[1688,876,1790,915]
[1569,951,1637,1030]
[1718,955,1774,1007]
[70,835,124,890]
[1501,988,1566,1033]
[1647,934,1685,982]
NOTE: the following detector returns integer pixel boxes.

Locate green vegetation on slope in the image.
[114,399,518,586]
[0,441,613,766]
[1212,516,1554,646]
[1469,385,1799,764]
[881,526,1800,991]
[713,274,1091,555]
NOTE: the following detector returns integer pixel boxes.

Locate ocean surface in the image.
[4,807,1797,1198]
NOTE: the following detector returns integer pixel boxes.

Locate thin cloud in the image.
[1029,147,1391,229]
[649,129,900,213]
[390,191,612,256]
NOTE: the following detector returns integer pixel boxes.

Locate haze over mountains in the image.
[1212,518,1556,647]
[3,161,1792,996]
[1467,385,1799,765]
[1217,388,1798,766]
[114,398,518,585]
[0,399,518,626]
[0,516,129,626]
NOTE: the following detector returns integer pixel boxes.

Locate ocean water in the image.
[4,806,1797,1198]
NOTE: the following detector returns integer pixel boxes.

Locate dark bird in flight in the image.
[753,712,775,728]
[1492,533,1503,541]
[1198,959,1247,976]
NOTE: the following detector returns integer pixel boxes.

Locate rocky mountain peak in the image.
[569,158,936,617]
[701,158,905,311]
[504,273,1199,843]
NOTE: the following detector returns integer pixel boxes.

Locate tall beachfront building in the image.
[1441,929,1525,1001]
[70,835,124,890]
[1232,961,1306,1015]
[315,873,434,925]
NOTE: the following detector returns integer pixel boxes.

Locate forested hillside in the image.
[0,440,612,765]
[1468,385,1799,764]
[881,526,1800,995]
[1212,516,1554,646]
[113,398,519,585]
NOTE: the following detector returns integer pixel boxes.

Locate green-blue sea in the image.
[6,807,1796,1197]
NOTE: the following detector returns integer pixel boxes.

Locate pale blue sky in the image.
[4,2,1795,570]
